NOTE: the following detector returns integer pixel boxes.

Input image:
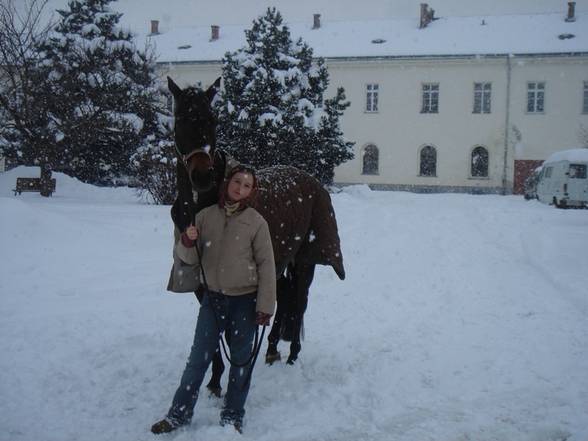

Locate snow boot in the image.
[150,418,181,434]
[220,415,243,434]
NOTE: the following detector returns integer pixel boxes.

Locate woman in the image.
[151,165,276,434]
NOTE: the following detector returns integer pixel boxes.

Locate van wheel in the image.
[554,198,567,209]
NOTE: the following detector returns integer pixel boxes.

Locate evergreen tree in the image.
[216,8,354,185]
[37,0,169,185]
[129,125,177,204]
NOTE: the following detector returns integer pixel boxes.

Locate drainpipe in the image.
[502,54,512,195]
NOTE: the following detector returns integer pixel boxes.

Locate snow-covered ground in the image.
[1,167,587,441]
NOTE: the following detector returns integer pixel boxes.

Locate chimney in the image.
[150,20,160,35]
[419,3,435,28]
[313,14,321,29]
[565,2,576,22]
[210,25,220,41]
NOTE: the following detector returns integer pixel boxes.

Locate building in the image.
[147,3,588,193]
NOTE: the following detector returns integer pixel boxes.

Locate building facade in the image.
[152,8,588,193]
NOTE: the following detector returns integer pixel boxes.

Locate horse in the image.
[166,76,345,394]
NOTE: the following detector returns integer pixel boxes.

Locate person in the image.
[151,165,276,434]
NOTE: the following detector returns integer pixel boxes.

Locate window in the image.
[419,145,437,176]
[583,81,588,114]
[366,84,379,112]
[471,146,489,177]
[544,167,553,178]
[527,82,545,113]
[473,83,492,114]
[569,164,587,179]
[362,145,379,175]
[421,83,439,113]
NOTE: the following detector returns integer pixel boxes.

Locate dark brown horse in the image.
[167,77,345,394]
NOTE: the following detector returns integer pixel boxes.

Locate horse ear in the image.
[206,77,221,102]
[167,76,182,98]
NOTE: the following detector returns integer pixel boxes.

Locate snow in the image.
[544,148,588,164]
[142,12,588,63]
[37,1,588,63]
[1,167,587,441]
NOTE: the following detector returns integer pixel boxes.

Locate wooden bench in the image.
[13,177,56,196]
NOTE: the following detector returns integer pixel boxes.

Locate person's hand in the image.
[180,224,198,247]
[255,312,272,326]
[186,224,199,240]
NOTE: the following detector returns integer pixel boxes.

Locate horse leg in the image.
[206,349,225,397]
[266,318,282,365]
[286,263,315,365]
[265,276,288,364]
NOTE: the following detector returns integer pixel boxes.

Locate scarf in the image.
[224,200,241,217]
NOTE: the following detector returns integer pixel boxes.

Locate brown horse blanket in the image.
[254,165,345,280]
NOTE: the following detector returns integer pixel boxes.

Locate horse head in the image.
[167,76,221,192]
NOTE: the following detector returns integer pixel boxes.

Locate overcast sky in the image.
[40,0,585,33]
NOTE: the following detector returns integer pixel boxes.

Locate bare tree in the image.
[0,0,56,192]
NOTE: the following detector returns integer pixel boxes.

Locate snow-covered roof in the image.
[544,148,588,164]
[145,12,588,63]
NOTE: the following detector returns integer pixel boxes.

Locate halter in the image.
[175,144,213,168]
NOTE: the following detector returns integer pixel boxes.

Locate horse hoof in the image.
[265,351,281,365]
[286,355,297,365]
[207,385,222,398]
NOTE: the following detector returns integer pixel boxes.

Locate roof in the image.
[145,12,588,63]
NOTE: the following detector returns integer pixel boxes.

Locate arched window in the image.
[419,145,437,177]
[471,146,489,177]
[362,144,379,175]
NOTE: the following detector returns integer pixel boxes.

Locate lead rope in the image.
[194,241,266,374]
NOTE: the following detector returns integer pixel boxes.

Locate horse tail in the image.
[309,186,346,280]
[278,264,297,342]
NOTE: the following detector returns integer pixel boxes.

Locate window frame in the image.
[473,82,492,114]
[418,145,437,177]
[361,144,380,175]
[421,83,439,114]
[470,146,489,178]
[526,81,546,114]
[569,164,587,179]
[365,83,379,113]
[583,81,588,114]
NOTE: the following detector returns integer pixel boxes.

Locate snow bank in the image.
[0,166,142,203]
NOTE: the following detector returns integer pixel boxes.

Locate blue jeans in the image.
[167,291,257,425]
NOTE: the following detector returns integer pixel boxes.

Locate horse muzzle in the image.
[183,148,215,192]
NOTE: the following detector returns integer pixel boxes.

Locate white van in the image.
[537,148,588,208]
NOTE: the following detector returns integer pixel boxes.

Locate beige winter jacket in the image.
[175,204,276,315]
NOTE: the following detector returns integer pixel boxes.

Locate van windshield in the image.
[569,164,587,179]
